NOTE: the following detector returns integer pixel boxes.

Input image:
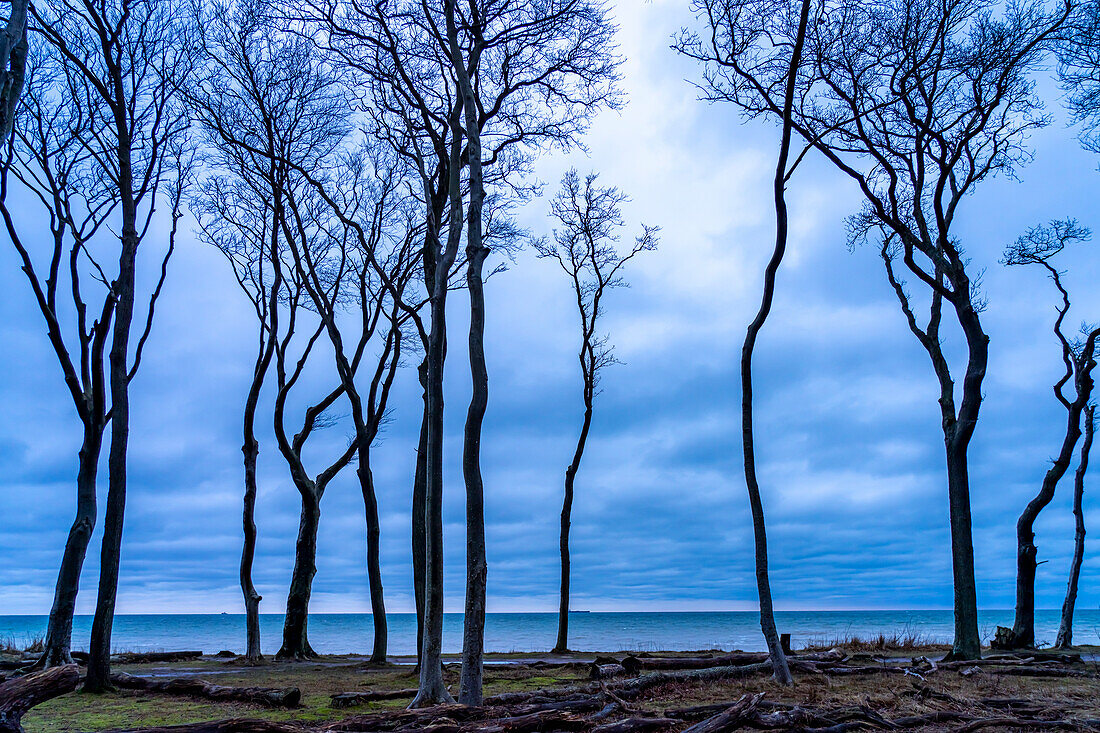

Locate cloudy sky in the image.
[3,0,1100,620]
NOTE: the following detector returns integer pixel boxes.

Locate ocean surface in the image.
[2,610,1097,656]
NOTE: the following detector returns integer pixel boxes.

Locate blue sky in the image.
[3,0,1100,617]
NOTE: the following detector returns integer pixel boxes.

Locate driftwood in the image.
[681,693,764,733]
[110,672,300,708]
[114,651,205,664]
[614,662,774,696]
[99,722,305,733]
[0,664,80,733]
[588,664,626,680]
[99,721,305,733]
[329,688,419,708]
[620,654,767,674]
[589,717,678,733]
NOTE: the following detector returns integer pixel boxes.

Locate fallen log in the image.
[957,665,1094,678]
[590,717,679,733]
[0,664,80,733]
[484,684,598,706]
[890,711,972,728]
[620,654,767,675]
[324,704,489,732]
[473,709,589,733]
[110,673,300,708]
[588,664,626,680]
[330,688,418,708]
[97,721,304,733]
[681,693,764,733]
[114,651,204,664]
[663,699,795,721]
[955,718,1080,732]
[613,662,774,696]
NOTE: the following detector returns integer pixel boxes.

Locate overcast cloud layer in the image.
[3,0,1100,617]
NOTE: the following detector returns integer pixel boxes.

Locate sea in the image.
[2,610,1097,656]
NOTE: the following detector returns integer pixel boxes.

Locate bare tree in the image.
[279,149,426,665]
[677,0,812,683]
[679,0,1069,661]
[1002,220,1100,649]
[1056,402,1094,649]
[0,43,118,669]
[186,0,299,662]
[300,0,465,703]
[187,0,392,662]
[6,0,191,683]
[440,0,621,703]
[535,169,657,656]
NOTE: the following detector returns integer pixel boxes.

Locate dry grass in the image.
[0,633,44,655]
[799,631,949,654]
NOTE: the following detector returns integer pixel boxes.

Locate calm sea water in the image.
[2,611,1098,656]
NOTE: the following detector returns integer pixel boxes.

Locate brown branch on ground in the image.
[0,664,80,733]
[330,688,419,708]
[110,672,301,708]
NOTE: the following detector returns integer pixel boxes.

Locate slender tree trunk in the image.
[411,80,463,711]
[455,19,489,697]
[0,0,29,140]
[410,288,453,707]
[1010,403,1083,648]
[85,204,139,693]
[360,456,388,664]
[459,241,489,705]
[241,420,264,662]
[241,332,274,663]
[1056,405,1093,649]
[277,491,320,660]
[554,398,593,654]
[938,307,986,662]
[735,0,810,688]
[943,434,981,659]
[39,425,102,667]
[412,370,428,670]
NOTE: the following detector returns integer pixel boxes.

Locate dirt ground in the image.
[16,646,1100,732]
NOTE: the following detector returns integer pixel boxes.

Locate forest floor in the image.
[13,644,1100,732]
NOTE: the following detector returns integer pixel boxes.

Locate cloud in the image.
[2,0,1100,635]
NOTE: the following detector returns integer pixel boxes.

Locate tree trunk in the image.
[360,458,388,664]
[1010,401,1084,648]
[732,0,810,688]
[554,401,593,654]
[460,242,489,705]
[1056,404,1093,649]
[277,492,320,660]
[0,0,29,142]
[412,374,428,670]
[39,425,102,668]
[85,199,140,694]
[411,285,453,707]
[241,352,268,663]
[456,16,489,700]
[943,436,981,660]
[410,291,452,706]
